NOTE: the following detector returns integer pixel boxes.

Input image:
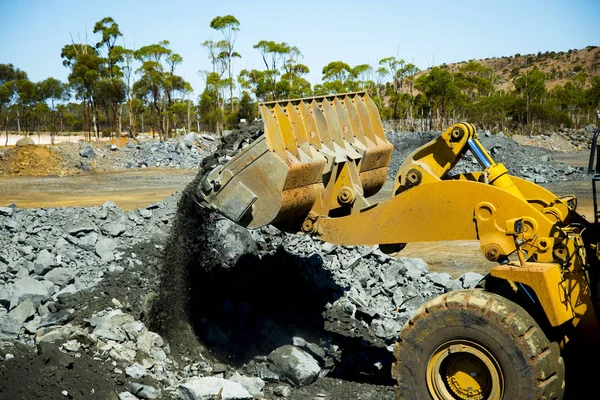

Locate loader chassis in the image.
[198,91,600,399]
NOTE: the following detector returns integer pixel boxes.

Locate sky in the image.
[1,0,598,98]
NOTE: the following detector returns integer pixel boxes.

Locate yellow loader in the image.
[197,91,600,399]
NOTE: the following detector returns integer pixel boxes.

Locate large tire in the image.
[392,289,565,400]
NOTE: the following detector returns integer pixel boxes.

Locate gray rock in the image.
[16,136,34,146]
[23,315,41,333]
[213,219,258,267]
[229,372,265,397]
[8,299,36,323]
[102,220,128,237]
[267,345,320,387]
[55,284,78,301]
[273,385,291,397]
[95,238,118,263]
[138,209,152,219]
[125,382,160,400]
[179,377,253,400]
[136,329,164,355]
[460,272,484,288]
[3,219,21,232]
[77,232,99,252]
[392,287,404,307]
[183,132,197,148]
[90,309,135,342]
[34,249,57,275]
[399,257,429,274]
[0,315,21,338]
[79,145,96,158]
[67,221,96,235]
[0,206,14,216]
[17,245,33,256]
[44,268,76,287]
[12,277,51,306]
[371,317,402,340]
[125,363,147,379]
[427,272,453,288]
[118,392,139,400]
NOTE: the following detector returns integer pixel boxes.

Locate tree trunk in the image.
[4,112,8,146]
[128,99,136,138]
[16,108,21,134]
[187,100,191,133]
[92,100,100,140]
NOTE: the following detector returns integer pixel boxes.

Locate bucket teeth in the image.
[260,92,392,166]
[203,92,394,229]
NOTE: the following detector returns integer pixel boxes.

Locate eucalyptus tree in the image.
[415,67,460,130]
[279,46,311,98]
[134,40,190,140]
[201,38,230,133]
[61,43,103,139]
[94,17,127,135]
[253,40,294,99]
[514,68,546,127]
[0,63,25,143]
[209,15,241,112]
[39,77,69,144]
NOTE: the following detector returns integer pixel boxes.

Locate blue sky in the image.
[1,0,598,98]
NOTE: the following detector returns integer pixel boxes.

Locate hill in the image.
[432,45,599,91]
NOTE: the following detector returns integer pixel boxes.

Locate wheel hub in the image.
[426,339,503,400]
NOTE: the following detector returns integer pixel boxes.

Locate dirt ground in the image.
[0,168,197,210]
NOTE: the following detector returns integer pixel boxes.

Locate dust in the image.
[0,145,66,177]
[148,121,265,352]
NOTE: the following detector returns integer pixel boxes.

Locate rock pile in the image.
[0,124,591,399]
[386,130,588,184]
[560,123,598,149]
[0,178,482,399]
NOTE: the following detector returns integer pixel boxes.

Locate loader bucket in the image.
[197,92,394,230]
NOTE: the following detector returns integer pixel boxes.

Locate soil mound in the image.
[0,145,66,177]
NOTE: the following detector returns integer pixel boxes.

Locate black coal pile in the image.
[386,130,587,184]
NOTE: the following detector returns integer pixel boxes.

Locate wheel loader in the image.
[196,91,600,399]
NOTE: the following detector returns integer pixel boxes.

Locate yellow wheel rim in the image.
[426,339,503,400]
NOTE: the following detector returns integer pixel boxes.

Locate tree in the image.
[0,63,25,144]
[61,43,103,139]
[94,17,126,136]
[134,40,190,140]
[253,40,294,100]
[279,46,311,98]
[209,15,241,112]
[39,77,69,144]
[317,61,372,95]
[415,67,460,130]
[514,69,546,126]
[378,57,405,122]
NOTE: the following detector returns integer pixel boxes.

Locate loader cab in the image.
[587,125,600,223]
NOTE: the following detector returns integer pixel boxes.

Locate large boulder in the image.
[16,137,34,146]
[267,345,321,386]
[79,145,96,158]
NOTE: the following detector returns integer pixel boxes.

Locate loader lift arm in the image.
[197,92,600,400]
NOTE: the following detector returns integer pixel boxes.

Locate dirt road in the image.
[0,168,198,210]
